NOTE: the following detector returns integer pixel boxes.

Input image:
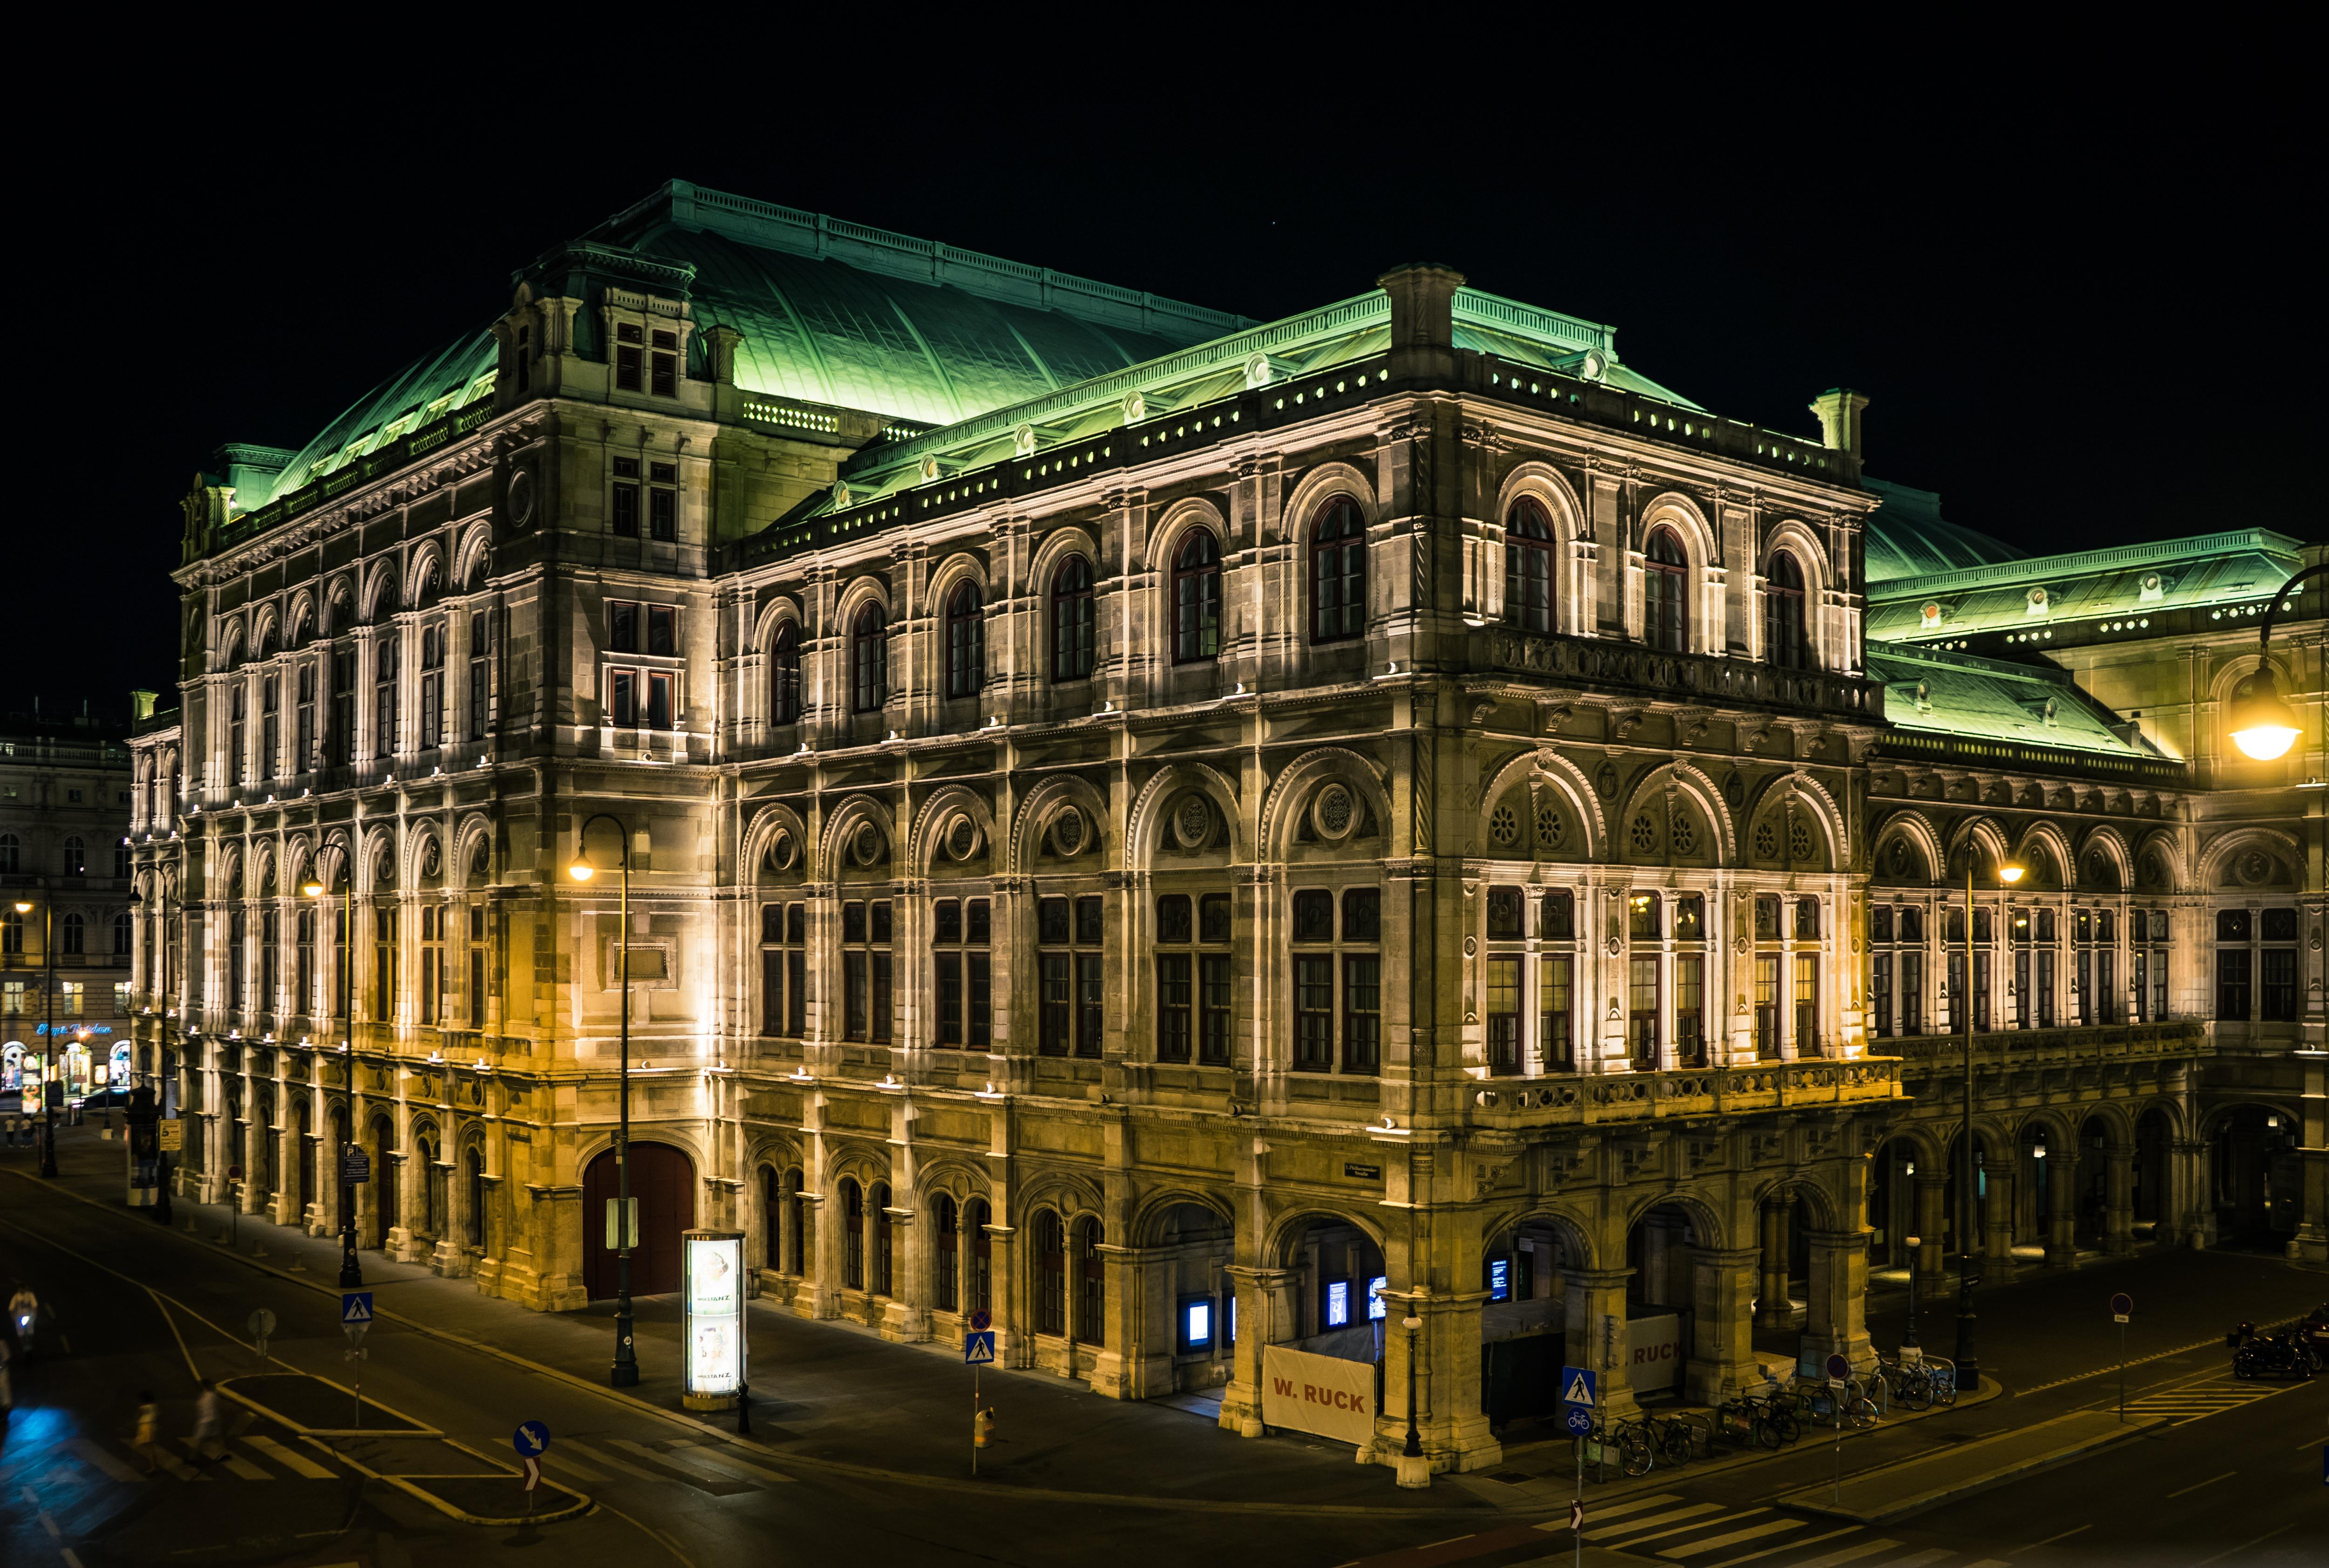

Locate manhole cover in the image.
[1489,1471,1534,1484]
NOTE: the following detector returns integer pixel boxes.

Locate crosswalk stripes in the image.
[27,1432,351,1485]
[2118,1377,2287,1425]
[243,1434,336,1479]
[1561,1496,2017,1568]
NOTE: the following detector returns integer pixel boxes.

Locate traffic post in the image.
[513,1420,550,1517]
[1826,1352,1851,1503]
[227,1164,243,1247]
[2111,1294,2134,1419]
[966,1308,995,1475]
[1560,1365,1596,1568]
[342,1291,374,1428]
[247,1308,276,1362]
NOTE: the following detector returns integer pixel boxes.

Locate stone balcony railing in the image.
[1466,1056,1901,1131]
[1883,1019,2208,1076]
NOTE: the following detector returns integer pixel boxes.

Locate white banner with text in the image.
[1261,1344,1376,1445]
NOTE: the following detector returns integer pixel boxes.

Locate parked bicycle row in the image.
[1574,1359,1945,1479]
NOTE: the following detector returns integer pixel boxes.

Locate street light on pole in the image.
[304,869,361,1289]
[570,814,639,1389]
[15,889,59,1179]
[1955,853,2023,1393]
[2226,563,2325,763]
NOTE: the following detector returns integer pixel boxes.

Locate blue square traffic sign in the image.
[341,1291,375,1325]
[1560,1365,1596,1409]
[964,1330,996,1365]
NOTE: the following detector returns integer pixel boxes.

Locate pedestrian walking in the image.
[191,1379,222,1463]
[133,1391,160,1474]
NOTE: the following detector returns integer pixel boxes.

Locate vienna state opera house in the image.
[125,180,2323,1474]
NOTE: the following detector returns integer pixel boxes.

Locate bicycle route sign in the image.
[1560,1364,1596,1433]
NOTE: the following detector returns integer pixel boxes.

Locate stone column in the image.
[2173,1138,2214,1249]
[881,1212,922,1343]
[1687,1247,1761,1404]
[1565,1267,1638,1420]
[1218,1264,1286,1439]
[2104,1145,2136,1256]
[1420,1289,1499,1474]
[1755,1201,1794,1330]
[1096,1242,1160,1400]
[2043,1152,2077,1265]
[1914,1173,1949,1292]
[2290,1048,2328,1265]
[1801,1228,1873,1373]
[1983,1168,2018,1278]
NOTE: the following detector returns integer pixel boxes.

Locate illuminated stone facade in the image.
[127,183,2322,1476]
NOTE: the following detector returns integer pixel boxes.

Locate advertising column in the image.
[683,1229,747,1411]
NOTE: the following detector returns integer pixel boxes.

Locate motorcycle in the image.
[2230,1327,2315,1380]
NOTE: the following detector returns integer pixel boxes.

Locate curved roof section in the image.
[261,329,498,504]
[1862,477,2027,584]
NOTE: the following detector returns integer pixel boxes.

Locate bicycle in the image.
[1645,1410,1708,1467]
[1585,1413,1655,1477]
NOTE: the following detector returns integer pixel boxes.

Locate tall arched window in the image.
[113,910,133,954]
[1504,499,1555,634]
[870,1179,894,1297]
[945,581,984,699]
[0,833,16,873]
[1035,1209,1067,1335]
[466,1146,485,1248]
[760,1166,781,1271]
[62,836,85,876]
[1765,552,1808,669]
[841,1177,865,1289]
[61,913,85,955]
[769,621,802,724]
[1171,530,1221,662]
[1051,557,1094,681]
[1643,528,1689,653]
[1310,497,1367,644]
[1073,1215,1105,1343]
[935,1193,960,1311]
[851,606,887,713]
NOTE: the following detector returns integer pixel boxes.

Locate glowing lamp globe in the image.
[2227,667,2300,761]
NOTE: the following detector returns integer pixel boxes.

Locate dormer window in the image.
[652,330,678,396]
[615,323,644,392]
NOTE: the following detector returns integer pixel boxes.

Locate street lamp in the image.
[14,888,60,1179]
[1902,1232,1921,1349]
[1955,854,2023,1392]
[1398,1313,1426,1488]
[2226,564,2325,761]
[570,814,639,1389]
[304,872,362,1289]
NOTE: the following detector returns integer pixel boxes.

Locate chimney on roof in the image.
[131,689,158,723]
[1378,264,1465,379]
[1810,388,1869,461]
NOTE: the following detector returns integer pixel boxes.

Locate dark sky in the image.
[24,26,2315,722]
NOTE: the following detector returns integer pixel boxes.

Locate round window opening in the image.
[1053,808,1086,857]
[1174,794,1213,850]
[1535,800,1564,850]
[766,829,796,872]
[1487,802,1518,847]
[1312,784,1355,843]
[947,817,980,862]
[851,822,883,867]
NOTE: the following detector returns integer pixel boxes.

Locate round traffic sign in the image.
[512,1420,551,1458]
[1564,1405,1593,1435]
[2110,1292,2133,1316]
[1825,1353,1851,1381]
[228,1165,244,1179]
[967,1308,992,1333]
[247,1308,277,1339]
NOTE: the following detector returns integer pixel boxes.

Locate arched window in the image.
[851,606,887,713]
[966,1196,992,1314]
[760,1166,781,1271]
[1035,1209,1067,1335]
[1171,530,1221,662]
[1073,1215,1105,1343]
[945,582,984,699]
[1765,552,1808,669]
[870,1179,894,1297]
[1051,556,1094,682]
[784,1168,805,1274]
[466,1146,485,1248]
[0,832,15,873]
[419,625,445,748]
[113,910,133,954]
[841,1177,865,1289]
[1643,528,1689,653]
[1310,497,1367,643]
[769,621,802,724]
[1504,499,1555,634]
[61,913,85,955]
[935,1193,960,1311]
[62,836,86,876]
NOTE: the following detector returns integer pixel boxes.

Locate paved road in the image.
[3,1130,2323,1567]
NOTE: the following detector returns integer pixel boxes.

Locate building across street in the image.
[121,178,2324,1479]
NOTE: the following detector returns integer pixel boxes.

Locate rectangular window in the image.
[844,950,869,1040]
[609,670,637,728]
[1754,954,1780,1058]
[468,905,486,1028]
[2150,945,2168,1022]
[1946,951,1966,1033]
[2014,948,2031,1027]
[647,605,676,655]
[1675,953,1705,1066]
[2036,947,2056,1028]
[296,907,314,1016]
[1628,956,1660,1069]
[468,611,490,742]
[612,456,640,536]
[615,324,642,390]
[1541,889,1574,941]
[610,601,639,653]
[2217,948,2252,1021]
[1076,950,1102,1058]
[1157,954,1193,1062]
[1294,955,1334,1070]
[1901,950,1923,1036]
[373,906,397,1020]
[1976,949,1992,1032]
[1199,954,1231,1066]
[1040,953,1072,1055]
[2259,949,2297,1022]
[651,333,678,397]
[260,675,279,779]
[1539,955,1573,1070]
[1872,954,1893,1039]
[331,647,355,765]
[650,463,678,541]
[296,662,316,769]
[647,671,673,729]
[1794,954,1818,1053]
[1485,955,1521,1075]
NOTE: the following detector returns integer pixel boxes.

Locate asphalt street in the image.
[2,1127,2323,1568]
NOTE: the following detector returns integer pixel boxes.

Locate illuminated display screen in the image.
[1185,1301,1212,1348]
[1369,1275,1388,1319]
[1489,1257,1511,1302]
[683,1235,745,1397]
[1325,1279,1350,1328]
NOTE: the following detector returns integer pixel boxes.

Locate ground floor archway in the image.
[582,1141,695,1299]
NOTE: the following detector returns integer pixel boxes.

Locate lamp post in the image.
[2226,562,2326,764]
[1902,1231,1921,1350]
[1397,1312,1427,1488]
[303,870,361,1289]
[1955,854,2023,1392]
[14,886,60,1179]
[570,814,638,1388]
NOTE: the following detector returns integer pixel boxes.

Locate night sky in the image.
[25,32,2313,723]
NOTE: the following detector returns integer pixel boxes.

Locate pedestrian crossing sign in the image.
[341,1292,374,1323]
[964,1330,996,1365]
[1560,1366,1596,1408]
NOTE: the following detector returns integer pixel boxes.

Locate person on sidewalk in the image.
[133,1391,160,1474]
[191,1379,222,1463]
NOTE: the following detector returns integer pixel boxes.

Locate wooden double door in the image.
[582,1142,695,1299]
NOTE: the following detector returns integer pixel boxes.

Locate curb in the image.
[1775,1409,2168,1522]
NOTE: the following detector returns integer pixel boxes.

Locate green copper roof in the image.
[1864,527,2305,643]
[1867,644,2151,758]
[1861,478,2027,584]
[259,331,499,505]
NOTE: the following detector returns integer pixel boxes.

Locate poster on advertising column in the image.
[682,1230,746,1410]
[1260,1344,1376,1446]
